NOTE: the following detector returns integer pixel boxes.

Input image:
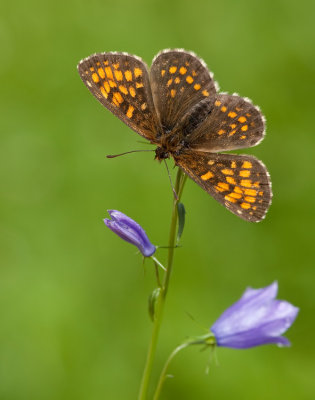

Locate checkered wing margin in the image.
[174,151,272,222]
[150,50,217,133]
[185,94,265,152]
[78,53,161,141]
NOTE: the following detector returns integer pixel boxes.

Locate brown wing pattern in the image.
[150,50,217,132]
[78,53,161,141]
[188,94,265,152]
[174,151,272,222]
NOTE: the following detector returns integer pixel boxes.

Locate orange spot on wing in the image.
[92,73,99,83]
[119,85,128,94]
[226,176,236,185]
[167,79,173,86]
[217,182,229,191]
[242,161,252,169]
[104,81,110,93]
[126,105,135,118]
[175,77,180,84]
[238,116,247,123]
[113,92,124,104]
[244,189,257,196]
[129,86,136,97]
[113,63,119,69]
[228,111,237,118]
[161,69,166,77]
[112,97,119,107]
[134,68,142,77]
[225,195,237,203]
[100,86,108,98]
[229,192,242,199]
[215,100,221,106]
[124,70,132,81]
[186,76,194,84]
[194,83,201,90]
[114,70,123,81]
[104,67,113,80]
[241,179,252,188]
[241,202,251,209]
[108,79,117,87]
[218,129,226,135]
[170,89,176,98]
[239,170,250,177]
[169,66,177,73]
[221,106,227,112]
[136,82,144,88]
[202,90,209,96]
[245,196,256,203]
[222,169,234,175]
[241,125,248,131]
[231,161,237,168]
[179,67,187,74]
[234,186,243,194]
[201,171,214,180]
[98,68,105,79]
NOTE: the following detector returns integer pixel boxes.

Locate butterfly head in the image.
[154,146,170,161]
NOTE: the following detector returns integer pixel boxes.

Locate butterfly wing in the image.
[174,151,272,222]
[182,94,265,152]
[150,49,217,132]
[78,52,161,141]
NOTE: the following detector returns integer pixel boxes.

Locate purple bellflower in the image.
[210,282,299,349]
[104,210,156,257]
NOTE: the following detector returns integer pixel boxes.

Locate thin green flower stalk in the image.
[153,335,216,400]
[138,168,187,400]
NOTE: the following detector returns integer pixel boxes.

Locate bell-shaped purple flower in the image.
[211,282,299,349]
[104,210,156,257]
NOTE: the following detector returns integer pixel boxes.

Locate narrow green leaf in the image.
[177,202,186,244]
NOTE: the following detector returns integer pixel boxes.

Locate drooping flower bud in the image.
[104,210,156,257]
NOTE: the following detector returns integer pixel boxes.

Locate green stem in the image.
[152,342,189,400]
[138,168,186,400]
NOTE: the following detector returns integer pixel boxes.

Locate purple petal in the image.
[214,327,291,349]
[211,282,279,338]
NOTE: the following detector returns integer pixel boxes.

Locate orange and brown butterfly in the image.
[77,49,272,222]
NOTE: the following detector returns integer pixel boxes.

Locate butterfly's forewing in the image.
[186,94,265,152]
[78,53,161,141]
[174,151,272,222]
[150,50,217,132]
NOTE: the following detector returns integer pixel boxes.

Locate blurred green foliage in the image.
[1,0,315,398]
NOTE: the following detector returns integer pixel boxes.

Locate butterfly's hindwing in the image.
[150,50,217,132]
[78,53,161,141]
[187,94,265,152]
[174,152,272,222]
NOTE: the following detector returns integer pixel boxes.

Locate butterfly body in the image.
[78,49,272,222]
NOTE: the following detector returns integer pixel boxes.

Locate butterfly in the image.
[77,49,272,222]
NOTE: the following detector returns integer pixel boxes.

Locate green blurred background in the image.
[1,0,315,398]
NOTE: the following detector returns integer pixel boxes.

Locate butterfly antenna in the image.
[164,160,179,200]
[106,149,154,158]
